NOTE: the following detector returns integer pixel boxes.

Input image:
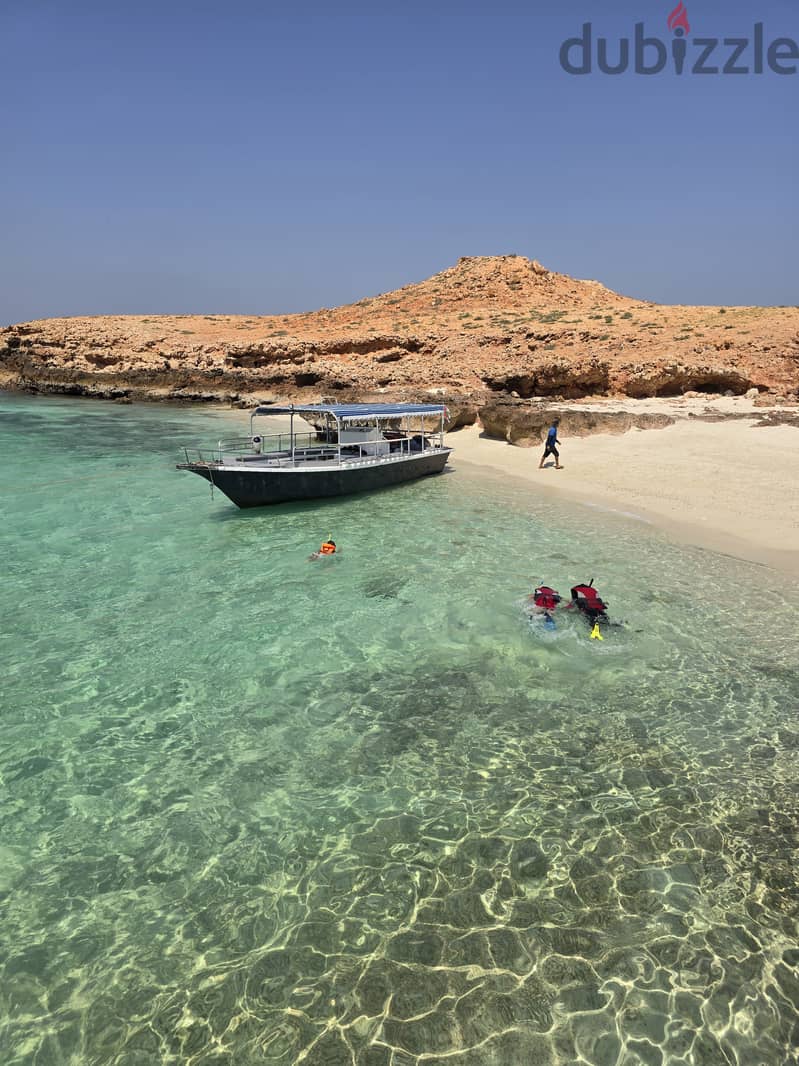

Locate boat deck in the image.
[221,446,448,472]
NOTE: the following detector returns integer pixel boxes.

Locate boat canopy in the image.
[253,403,446,422]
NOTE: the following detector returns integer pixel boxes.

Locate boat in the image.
[177,402,452,508]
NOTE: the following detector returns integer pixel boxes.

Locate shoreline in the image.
[5,386,797,577]
[446,397,799,579]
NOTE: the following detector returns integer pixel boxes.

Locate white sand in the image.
[446,398,799,577]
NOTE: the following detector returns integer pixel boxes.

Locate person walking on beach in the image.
[539,418,562,470]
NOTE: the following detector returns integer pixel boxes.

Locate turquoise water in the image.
[1,393,798,1066]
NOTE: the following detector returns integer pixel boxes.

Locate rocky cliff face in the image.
[2,256,798,430]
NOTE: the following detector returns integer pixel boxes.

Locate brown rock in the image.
[479,400,674,446]
[2,256,797,410]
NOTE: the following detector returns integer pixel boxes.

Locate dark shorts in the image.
[543,444,559,459]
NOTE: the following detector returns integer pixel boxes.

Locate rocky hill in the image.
[2,256,798,421]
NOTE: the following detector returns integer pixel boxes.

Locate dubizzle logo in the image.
[667,2,690,35]
[560,4,799,75]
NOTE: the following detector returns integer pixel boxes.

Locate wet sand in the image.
[447,397,799,577]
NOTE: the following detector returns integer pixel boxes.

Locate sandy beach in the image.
[448,397,799,577]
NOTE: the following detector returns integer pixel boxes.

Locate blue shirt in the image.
[546,426,558,445]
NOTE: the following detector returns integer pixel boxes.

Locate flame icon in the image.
[667,1,690,35]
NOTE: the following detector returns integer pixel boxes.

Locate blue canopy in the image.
[253,403,446,421]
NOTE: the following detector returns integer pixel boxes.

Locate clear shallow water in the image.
[1,393,798,1066]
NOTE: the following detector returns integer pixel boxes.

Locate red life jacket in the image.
[570,583,607,614]
[533,585,561,610]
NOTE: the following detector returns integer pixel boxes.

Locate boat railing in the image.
[180,445,220,465]
[181,432,321,464]
[258,435,447,466]
[337,435,445,462]
[217,432,319,456]
[181,431,447,468]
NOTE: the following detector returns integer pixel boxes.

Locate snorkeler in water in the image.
[309,538,337,561]
[527,584,562,629]
[565,580,615,639]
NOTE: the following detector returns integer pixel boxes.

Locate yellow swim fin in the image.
[590,623,603,640]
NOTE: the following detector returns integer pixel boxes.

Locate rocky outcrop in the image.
[479,400,674,446]
[621,365,753,398]
[481,356,611,398]
[2,256,798,414]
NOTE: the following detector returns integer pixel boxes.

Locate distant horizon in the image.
[2,1,797,324]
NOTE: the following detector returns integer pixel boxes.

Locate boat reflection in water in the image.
[177,402,452,508]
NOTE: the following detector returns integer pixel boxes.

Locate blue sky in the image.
[2,0,797,323]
